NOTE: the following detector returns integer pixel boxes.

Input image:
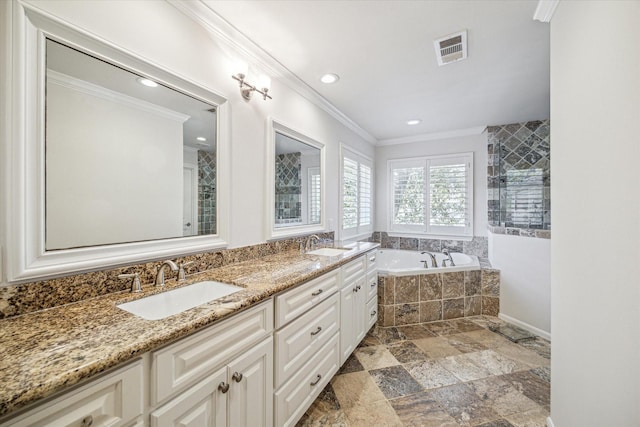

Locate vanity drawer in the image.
[366,270,378,301]
[366,250,378,272]
[367,294,378,330]
[5,360,143,427]
[342,255,366,286]
[274,293,339,387]
[152,300,273,405]
[275,269,339,328]
[274,333,340,427]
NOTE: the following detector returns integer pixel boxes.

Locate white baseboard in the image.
[498,313,551,341]
[546,416,555,427]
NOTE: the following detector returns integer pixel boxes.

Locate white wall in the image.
[550,1,640,426]
[488,232,550,338]
[13,0,374,254]
[375,131,488,237]
[46,78,184,249]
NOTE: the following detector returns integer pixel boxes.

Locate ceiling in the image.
[202,0,550,143]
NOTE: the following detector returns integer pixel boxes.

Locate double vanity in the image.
[0,242,379,426]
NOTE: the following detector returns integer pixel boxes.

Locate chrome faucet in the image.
[305,234,320,252]
[155,260,179,287]
[442,249,455,267]
[421,251,437,268]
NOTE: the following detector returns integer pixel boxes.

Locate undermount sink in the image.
[117,281,243,320]
[306,247,350,257]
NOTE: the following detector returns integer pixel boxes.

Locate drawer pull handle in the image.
[371,310,377,316]
[82,416,93,427]
[369,256,376,262]
[311,326,322,336]
[232,372,243,382]
[356,285,361,291]
[218,382,230,393]
[311,289,323,296]
[310,374,322,386]
[352,287,357,293]
[371,280,377,287]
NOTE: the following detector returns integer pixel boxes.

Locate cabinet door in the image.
[228,336,273,427]
[150,368,227,427]
[354,276,367,343]
[339,284,356,364]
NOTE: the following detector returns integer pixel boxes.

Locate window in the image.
[308,167,321,224]
[389,153,473,237]
[341,146,373,239]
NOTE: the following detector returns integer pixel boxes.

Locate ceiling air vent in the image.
[434,30,467,66]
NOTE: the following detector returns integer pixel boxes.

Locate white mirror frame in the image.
[2,2,230,283]
[265,117,326,241]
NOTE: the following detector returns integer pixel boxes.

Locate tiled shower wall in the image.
[366,232,489,259]
[275,152,302,225]
[487,120,550,238]
[198,150,216,234]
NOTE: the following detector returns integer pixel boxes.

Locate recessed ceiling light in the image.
[407,119,421,126]
[320,73,340,84]
[196,137,207,142]
[137,78,158,88]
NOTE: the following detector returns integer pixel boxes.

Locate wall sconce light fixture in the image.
[232,62,272,101]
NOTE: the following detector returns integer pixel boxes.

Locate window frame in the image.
[388,153,474,238]
[340,145,374,240]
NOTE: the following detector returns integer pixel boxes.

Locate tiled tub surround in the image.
[366,231,489,259]
[0,232,334,319]
[487,120,551,238]
[378,269,500,327]
[0,239,377,418]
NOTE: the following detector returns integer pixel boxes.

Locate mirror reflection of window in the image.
[274,132,321,228]
[44,39,217,250]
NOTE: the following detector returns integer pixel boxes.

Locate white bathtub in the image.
[377,249,480,276]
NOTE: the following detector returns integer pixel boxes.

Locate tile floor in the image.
[297,316,550,427]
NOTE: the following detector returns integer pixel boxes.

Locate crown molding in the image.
[168,0,378,145]
[377,126,487,146]
[533,0,560,23]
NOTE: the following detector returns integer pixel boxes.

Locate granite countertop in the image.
[0,241,379,419]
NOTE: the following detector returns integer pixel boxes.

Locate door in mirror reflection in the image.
[274,132,321,228]
[45,39,217,250]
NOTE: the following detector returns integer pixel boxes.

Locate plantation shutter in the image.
[359,164,372,226]
[308,167,321,224]
[391,162,425,229]
[342,157,359,230]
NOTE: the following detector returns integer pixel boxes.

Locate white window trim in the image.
[339,144,374,241]
[387,153,473,239]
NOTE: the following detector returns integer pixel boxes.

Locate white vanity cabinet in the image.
[3,360,144,427]
[150,300,274,427]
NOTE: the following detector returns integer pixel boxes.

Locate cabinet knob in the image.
[356,285,361,291]
[232,372,243,382]
[81,416,93,427]
[369,256,376,262]
[218,382,230,393]
[310,374,322,386]
[311,289,323,296]
[371,310,377,316]
[310,326,322,336]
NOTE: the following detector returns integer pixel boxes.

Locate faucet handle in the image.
[118,273,142,293]
[178,261,195,282]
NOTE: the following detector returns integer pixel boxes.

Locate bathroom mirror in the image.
[5,4,230,282]
[266,119,325,240]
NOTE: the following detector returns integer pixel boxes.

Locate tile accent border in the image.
[377,268,500,327]
[0,232,334,319]
[488,225,551,239]
[365,232,489,259]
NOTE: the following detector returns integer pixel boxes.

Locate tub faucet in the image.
[421,251,438,268]
[442,249,455,267]
[305,234,320,252]
[155,260,179,287]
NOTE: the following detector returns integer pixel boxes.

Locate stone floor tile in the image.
[331,371,387,409]
[404,359,460,390]
[358,331,381,347]
[474,419,516,427]
[412,336,463,359]
[493,342,549,368]
[386,340,428,364]
[468,315,507,330]
[445,333,489,353]
[430,383,501,426]
[503,370,551,407]
[439,353,493,382]
[342,400,403,427]
[467,376,540,417]
[503,405,550,427]
[464,350,530,376]
[389,391,459,427]
[424,320,464,336]
[395,324,438,340]
[372,326,406,344]
[462,329,513,349]
[529,366,550,383]
[296,383,349,427]
[451,318,485,333]
[369,365,423,399]
[517,338,551,360]
[337,353,365,375]
[354,344,400,370]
